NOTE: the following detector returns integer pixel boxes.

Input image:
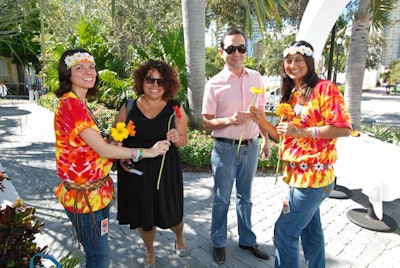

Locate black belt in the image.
[215,137,254,145]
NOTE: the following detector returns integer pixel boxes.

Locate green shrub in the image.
[179,129,213,167]
[179,130,279,172]
[38,92,58,113]
[88,102,118,135]
[258,140,279,172]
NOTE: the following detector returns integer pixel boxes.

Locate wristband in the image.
[132,148,143,162]
[131,148,137,161]
[311,127,316,139]
[314,127,321,140]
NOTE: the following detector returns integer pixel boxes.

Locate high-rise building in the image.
[381,1,400,68]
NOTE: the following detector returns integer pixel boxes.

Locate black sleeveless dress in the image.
[117,99,184,231]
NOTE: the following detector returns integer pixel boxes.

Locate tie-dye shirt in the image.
[281,79,352,188]
[54,92,114,214]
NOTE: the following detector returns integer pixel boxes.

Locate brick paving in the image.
[1,89,400,267]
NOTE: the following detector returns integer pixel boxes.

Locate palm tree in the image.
[182,0,206,129]
[344,0,394,130]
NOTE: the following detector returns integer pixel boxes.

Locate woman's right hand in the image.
[249,106,266,123]
[146,140,171,158]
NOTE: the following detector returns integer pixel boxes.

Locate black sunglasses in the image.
[145,76,165,86]
[222,45,247,55]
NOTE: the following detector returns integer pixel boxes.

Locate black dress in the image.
[117,99,184,231]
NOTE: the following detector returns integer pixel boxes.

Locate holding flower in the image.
[236,86,265,155]
[275,103,294,184]
[157,105,182,190]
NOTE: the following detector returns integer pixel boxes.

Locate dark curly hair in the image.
[55,48,99,98]
[133,59,180,100]
[280,40,319,103]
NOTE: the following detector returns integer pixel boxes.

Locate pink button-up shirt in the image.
[202,66,266,140]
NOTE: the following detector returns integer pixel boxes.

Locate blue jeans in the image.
[66,205,111,268]
[274,182,334,268]
[210,139,259,247]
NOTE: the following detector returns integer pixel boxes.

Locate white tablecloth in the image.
[334,134,400,220]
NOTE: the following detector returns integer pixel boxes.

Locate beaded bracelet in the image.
[131,148,143,162]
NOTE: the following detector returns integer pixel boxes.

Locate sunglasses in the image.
[145,76,165,86]
[222,44,247,55]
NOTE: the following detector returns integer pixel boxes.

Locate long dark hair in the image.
[133,59,180,101]
[55,48,99,98]
[280,40,319,103]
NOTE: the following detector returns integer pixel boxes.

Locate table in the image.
[334,134,400,232]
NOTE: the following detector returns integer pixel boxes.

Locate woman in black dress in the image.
[113,59,188,267]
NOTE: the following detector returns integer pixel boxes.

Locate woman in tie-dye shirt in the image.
[250,41,352,268]
[54,48,171,268]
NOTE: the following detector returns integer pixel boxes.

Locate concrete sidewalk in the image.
[1,94,400,267]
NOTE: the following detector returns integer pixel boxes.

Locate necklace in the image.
[71,90,107,138]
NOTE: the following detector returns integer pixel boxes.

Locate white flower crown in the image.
[283,45,314,58]
[64,52,95,69]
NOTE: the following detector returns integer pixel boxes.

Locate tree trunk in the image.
[182,0,206,129]
[344,0,370,130]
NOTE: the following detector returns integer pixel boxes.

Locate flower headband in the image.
[64,52,95,69]
[283,45,314,58]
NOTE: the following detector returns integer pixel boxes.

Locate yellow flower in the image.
[250,86,265,95]
[110,122,129,142]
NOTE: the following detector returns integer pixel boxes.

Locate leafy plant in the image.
[361,123,397,143]
[88,102,118,136]
[98,69,135,109]
[361,123,400,145]
[179,129,213,167]
[0,199,46,267]
[38,92,58,113]
[52,252,84,268]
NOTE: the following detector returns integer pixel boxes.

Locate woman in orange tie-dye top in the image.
[250,41,352,268]
[54,48,171,268]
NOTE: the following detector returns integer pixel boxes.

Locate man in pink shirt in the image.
[202,28,270,265]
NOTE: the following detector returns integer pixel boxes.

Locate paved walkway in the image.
[1,88,400,268]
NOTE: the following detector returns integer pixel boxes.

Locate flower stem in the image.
[157,113,174,190]
[237,95,257,155]
[275,116,283,185]
[157,155,166,190]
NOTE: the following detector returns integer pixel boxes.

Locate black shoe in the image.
[213,247,225,265]
[239,244,270,260]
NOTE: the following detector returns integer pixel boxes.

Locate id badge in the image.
[282,200,290,214]
[101,218,109,236]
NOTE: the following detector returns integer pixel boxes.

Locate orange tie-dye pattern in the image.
[54,92,114,214]
[281,80,352,188]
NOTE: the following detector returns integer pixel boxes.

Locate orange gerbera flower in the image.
[127,120,136,136]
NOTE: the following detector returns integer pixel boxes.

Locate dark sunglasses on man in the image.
[145,76,165,87]
[222,44,247,55]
